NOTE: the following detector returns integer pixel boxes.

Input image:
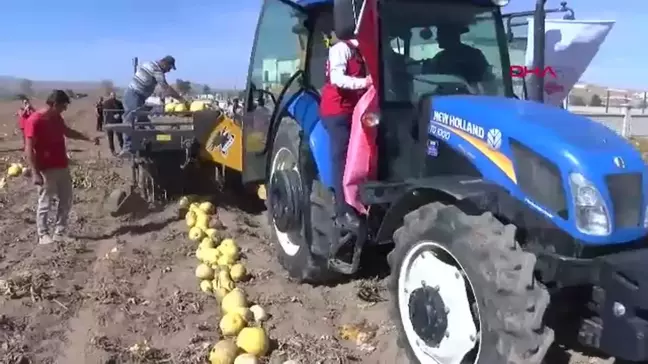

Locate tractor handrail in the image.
[504,1,575,41]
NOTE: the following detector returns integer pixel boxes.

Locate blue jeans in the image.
[122,88,147,151]
[321,114,352,215]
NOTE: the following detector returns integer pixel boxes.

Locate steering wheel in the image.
[413,74,479,95]
[384,70,478,99]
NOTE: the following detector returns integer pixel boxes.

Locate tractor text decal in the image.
[219,129,235,156]
[431,111,485,139]
[510,65,556,78]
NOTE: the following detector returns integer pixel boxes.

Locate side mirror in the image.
[252,88,277,108]
[333,0,358,40]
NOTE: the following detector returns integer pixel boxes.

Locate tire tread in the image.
[268,117,340,284]
[388,202,553,364]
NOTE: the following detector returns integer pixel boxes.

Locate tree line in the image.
[174,79,214,95]
[569,94,604,107]
[14,78,213,99]
[569,93,648,108]
[13,77,645,109]
[14,78,112,99]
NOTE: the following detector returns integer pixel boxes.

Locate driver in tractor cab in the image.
[319,33,372,229]
[425,24,495,91]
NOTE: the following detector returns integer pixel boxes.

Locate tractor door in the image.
[241,0,307,183]
[503,11,531,99]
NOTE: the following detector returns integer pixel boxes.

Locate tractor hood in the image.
[429,95,645,176]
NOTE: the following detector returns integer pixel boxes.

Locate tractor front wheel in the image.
[388,202,554,363]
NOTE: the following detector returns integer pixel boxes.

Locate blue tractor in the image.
[238,0,648,362]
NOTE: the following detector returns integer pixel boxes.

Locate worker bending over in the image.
[319,36,372,228]
[117,55,187,158]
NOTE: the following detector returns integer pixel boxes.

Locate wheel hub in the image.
[269,169,301,232]
[409,285,449,348]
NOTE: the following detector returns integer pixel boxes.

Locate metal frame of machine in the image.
[103,56,246,215]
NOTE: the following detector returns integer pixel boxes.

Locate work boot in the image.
[116,150,133,159]
[52,230,69,243]
[38,234,54,245]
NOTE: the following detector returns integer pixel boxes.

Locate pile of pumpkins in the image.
[179,196,270,364]
[165,100,212,113]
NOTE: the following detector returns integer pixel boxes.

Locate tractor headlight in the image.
[569,173,611,236]
[491,0,509,6]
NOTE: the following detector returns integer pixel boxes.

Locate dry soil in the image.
[0,97,616,363]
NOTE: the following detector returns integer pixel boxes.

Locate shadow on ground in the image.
[74,216,178,241]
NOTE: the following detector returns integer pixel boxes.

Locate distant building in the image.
[261,58,300,92]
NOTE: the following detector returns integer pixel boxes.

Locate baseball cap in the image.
[161,55,176,70]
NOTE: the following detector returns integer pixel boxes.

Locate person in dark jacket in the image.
[95,97,104,131]
[102,92,124,155]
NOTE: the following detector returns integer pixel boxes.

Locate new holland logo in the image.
[486,129,502,150]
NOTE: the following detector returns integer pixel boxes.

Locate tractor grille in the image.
[606,173,643,228]
[510,140,568,219]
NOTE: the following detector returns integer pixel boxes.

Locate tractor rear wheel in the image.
[388,202,554,364]
[267,117,340,284]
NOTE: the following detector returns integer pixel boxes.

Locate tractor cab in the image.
[376,0,510,101]
[336,0,516,182]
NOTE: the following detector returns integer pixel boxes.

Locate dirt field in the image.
[0,96,614,364]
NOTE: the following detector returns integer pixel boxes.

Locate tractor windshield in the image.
[379,0,511,103]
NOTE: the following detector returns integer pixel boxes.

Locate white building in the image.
[261,58,300,91]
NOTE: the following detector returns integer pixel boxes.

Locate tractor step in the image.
[327,214,367,275]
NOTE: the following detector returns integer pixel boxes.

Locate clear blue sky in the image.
[0,0,643,89]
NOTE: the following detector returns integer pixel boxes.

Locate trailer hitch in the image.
[180,145,193,170]
[180,138,198,170]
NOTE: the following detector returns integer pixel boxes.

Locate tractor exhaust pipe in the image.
[529,0,546,103]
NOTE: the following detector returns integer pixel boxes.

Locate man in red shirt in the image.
[24,90,98,245]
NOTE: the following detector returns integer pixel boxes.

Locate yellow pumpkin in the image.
[164,103,177,113]
[190,101,207,112]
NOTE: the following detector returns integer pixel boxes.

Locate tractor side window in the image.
[248,0,305,106]
[245,0,305,138]
[308,9,334,91]
[380,2,508,103]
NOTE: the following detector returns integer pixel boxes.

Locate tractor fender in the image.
[373,176,500,244]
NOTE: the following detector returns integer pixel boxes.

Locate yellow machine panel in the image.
[202,116,243,171]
